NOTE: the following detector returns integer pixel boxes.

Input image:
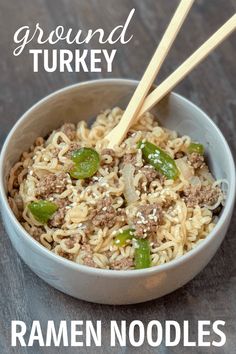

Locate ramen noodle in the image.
[7,107,225,270]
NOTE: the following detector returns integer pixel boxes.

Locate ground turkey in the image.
[182,184,221,208]
[175,151,185,159]
[56,248,74,261]
[30,226,45,242]
[139,166,165,186]
[59,123,76,141]
[65,142,81,157]
[64,234,81,249]
[90,197,125,228]
[48,198,70,228]
[187,152,205,169]
[121,153,137,165]
[132,204,163,238]
[36,172,68,198]
[110,257,134,270]
[80,244,98,268]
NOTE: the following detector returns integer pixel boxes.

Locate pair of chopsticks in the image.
[106,0,236,149]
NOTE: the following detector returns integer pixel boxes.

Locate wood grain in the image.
[0,1,235,353]
[140,13,236,116]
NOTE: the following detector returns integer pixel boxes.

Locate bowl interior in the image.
[2,79,233,196]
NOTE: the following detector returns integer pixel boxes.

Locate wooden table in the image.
[0,0,235,353]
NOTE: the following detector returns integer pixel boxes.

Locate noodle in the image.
[7,107,225,270]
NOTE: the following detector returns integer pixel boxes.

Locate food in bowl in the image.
[7,107,225,270]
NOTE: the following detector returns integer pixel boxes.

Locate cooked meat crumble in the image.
[48,198,70,228]
[36,172,68,198]
[187,152,205,169]
[182,185,221,208]
[132,204,163,238]
[60,123,76,141]
[90,197,125,228]
[7,108,224,270]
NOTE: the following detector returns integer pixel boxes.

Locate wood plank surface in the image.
[0,0,235,353]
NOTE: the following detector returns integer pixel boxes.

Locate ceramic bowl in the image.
[0,79,235,304]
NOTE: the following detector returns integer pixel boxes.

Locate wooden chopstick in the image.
[138,14,236,117]
[106,0,195,148]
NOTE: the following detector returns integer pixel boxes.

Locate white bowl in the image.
[0,79,235,305]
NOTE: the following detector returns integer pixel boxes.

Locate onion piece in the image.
[122,163,139,204]
[198,166,215,183]
[189,176,201,186]
[175,158,194,180]
[34,169,52,179]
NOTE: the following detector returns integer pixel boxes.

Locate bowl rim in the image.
[0,78,235,278]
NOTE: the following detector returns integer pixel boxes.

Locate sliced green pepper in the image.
[134,239,151,269]
[187,142,204,155]
[114,229,135,247]
[28,200,58,223]
[114,229,151,269]
[138,141,179,180]
[70,147,100,179]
